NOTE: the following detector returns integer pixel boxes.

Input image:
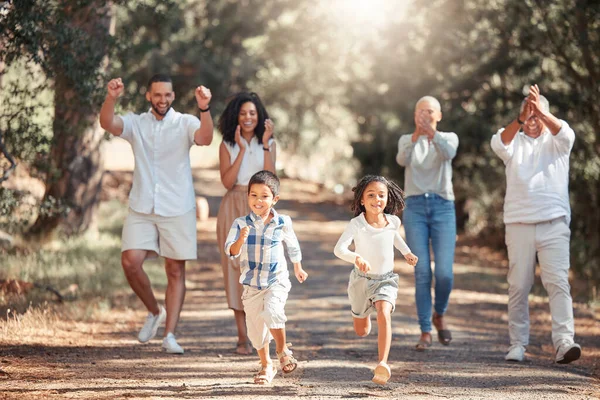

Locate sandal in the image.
[254,362,276,385]
[277,343,298,374]
[235,340,253,355]
[415,334,432,351]
[372,361,391,385]
[433,313,452,346]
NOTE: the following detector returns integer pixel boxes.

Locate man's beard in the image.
[151,102,172,116]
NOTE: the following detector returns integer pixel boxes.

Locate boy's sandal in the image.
[372,361,391,385]
[415,336,432,352]
[254,362,276,385]
[433,313,452,346]
[277,343,298,374]
[235,340,253,355]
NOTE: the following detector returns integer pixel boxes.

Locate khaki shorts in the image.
[348,268,399,318]
[121,207,197,260]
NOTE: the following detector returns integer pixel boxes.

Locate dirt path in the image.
[1,168,599,399]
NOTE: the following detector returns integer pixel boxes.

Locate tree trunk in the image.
[28,1,113,239]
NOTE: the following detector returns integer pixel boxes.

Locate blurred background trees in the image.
[1,0,598,299]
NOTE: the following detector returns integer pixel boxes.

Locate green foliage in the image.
[348,0,600,298]
[1,0,117,235]
[1,0,598,298]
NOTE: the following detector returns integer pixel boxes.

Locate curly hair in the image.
[350,175,406,217]
[218,92,270,146]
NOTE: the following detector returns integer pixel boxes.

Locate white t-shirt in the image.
[333,213,411,275]
[224,136,275,185]
[490,120,575,224]
[119,108,200,217]
[396,131,459,201]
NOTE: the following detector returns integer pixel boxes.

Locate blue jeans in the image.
[403,193,456,333]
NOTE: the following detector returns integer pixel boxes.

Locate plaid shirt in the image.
[225,209,302,289]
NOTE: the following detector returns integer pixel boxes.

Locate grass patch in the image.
[0,200,166,314]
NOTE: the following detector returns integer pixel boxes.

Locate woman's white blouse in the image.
[224,136,275,185]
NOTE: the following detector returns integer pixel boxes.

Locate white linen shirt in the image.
[224,136,275,186]
[396,131,459,200]
[333,213,411,275]
[490,120,575,224]
[119,108,200,217]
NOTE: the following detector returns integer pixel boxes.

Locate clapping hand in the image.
[416,110,436,139]
[107,78,124,99]
[526,84,543,116]
[234,125,246,151]
[263,119,274,147]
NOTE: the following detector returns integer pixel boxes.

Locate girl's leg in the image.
[353,316,372,337]
[374,301,393,364]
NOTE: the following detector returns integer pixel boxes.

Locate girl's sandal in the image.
[277,344,298,374]
[372,361,391,385]
[254,362,276,385]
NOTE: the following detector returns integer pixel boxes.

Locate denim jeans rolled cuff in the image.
[403,193,456,333]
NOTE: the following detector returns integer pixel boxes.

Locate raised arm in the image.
[262,119,276,173]
[396,135,415,167]
[500,101,532,145]
[193,85,214,146]
[99,78,125,136]
[431,132,459,160]
[219,127,246,190]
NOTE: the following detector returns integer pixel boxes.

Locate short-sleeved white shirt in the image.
[223,136,275,185]
[119,108,200,217]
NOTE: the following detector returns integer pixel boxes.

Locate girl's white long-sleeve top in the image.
[333,213,411,275]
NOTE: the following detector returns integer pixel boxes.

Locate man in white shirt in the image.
[99,74,213,353]
[491,84,581,364]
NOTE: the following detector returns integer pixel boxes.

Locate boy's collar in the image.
[250,208,278,223]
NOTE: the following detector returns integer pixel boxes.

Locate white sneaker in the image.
[555,340,581,364]
[162,332,184,354]
[505,344,525,362]
[138,305,166,343]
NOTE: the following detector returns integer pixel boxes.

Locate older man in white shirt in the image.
[99,74,213,354]
[491,84,581,364]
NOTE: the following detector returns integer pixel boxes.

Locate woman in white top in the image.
[334,175,418,385]
[216,92,276,355]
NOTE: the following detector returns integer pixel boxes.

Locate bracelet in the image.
[517,117,524,125]
[263,146,270,151]
[198,105,210,112]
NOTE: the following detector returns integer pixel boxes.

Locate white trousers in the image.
[505,217,574,349]
[242,279,291,350]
